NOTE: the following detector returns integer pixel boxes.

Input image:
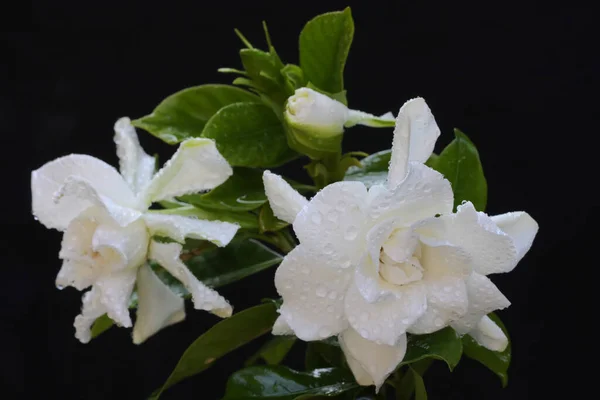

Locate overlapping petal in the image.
[274,246,353,341]
[149,241,232,318]
[491,211,538,263]
[114,117,156,194]
[450,272,510,334]
[435,202,518,275]
[293,181,368,268]
[388,98,440,187]
[31,154,136,230]
[141,138,232,205]
[368,163,453,227]
[344,281,426,346]
[339,327,407,392]
[143,213,238,246]
[263,171,308,224]
[468,315,508,352]
[132,264,186,344]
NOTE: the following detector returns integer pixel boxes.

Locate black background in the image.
[1,1,595,399]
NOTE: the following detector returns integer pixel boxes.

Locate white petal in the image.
[149,240,232,317]
[451,272,510,334]
[344,280,426,346]
[272,315,295,336]
[263,171,308,224]
[57,208,148,290]
[491,211,538,263]
[438,202,518,275]
[32,154,136,230]
[74,268,137,343]
[141,138,232,205]
[369,163,453,226]
[388,98,440,187]
[132,264,186,344]
[408,276,468,334]
[275,246,353,341]
[418,238,472,280]
[143,213,238,246]
[339,328,407,392]
[468,315,508,352]
[114,117,156,194]
[293,181,368,268]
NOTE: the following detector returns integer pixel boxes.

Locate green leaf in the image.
[299,7,354,94]
[150,303,279,399]
[152,238,282,292]
[343,149,391,188]
[462,313,511,387]
[131,84,260,144]
[201,102,297,167]
[180,168,267,211]
[152,204,259,230]
[410,367,428,400]
[281,64,306,94]
[305,338,346,370]
[400,327,463,371]
[222,366,358,400]
[239,48,288,109]
[245,336,297,366]
[426,129,487,211]
[90,314,114,338]
[259,203,289,233]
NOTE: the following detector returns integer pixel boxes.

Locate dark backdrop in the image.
[2,1,594,399]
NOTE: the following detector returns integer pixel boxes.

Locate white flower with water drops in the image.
[31,117,239,344]
[263,97,538,390]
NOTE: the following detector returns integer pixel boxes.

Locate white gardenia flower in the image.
[285,87,395,137]
[31,117,239,344]
[264,98,538,390]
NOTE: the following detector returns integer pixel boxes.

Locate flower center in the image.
[378,228,424,286]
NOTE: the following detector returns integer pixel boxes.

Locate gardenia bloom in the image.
[285,87,395,137]
[264,98,538,390]
[31,118,239,344]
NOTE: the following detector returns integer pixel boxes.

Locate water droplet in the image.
[434,317,444,327]
[319,326,331,337]
[344,226,358,241]
[340,259,352,269]
[56,284,65,290]
[284,281,292,289]
[301,267,310,275]
[311,212,322,224]
[402,318,411,325]
[323,243,335,254]
[176,266,187,278]
[316,286,327,297]
[327,210,339,222]
[328,291,338,300]
[360,329,369,339]
[443,286,452,293]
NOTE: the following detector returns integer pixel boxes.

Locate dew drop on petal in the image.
[324,243,334,254]
[328,291,337,300]
[316,286,327,297]
[327,210,339,222]
[344,226,358,241]
[360,329,369,339]
[434,317,444,327]
[311,212,322,224]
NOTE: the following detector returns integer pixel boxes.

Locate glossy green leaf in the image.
[299,8,354,94]
[426,129,487,211]
[245,336,297,366]
[150,303,279,399]
[410,367,428,400]
[281,64,306,94]
[343,149,391,188]
[180,168,266,211]
[152,238,282,292]
[223,366,358,400]
[305,338,346,370]
[201,102,297,167]
[400,327,463,371]
[90,314,114,338]
[152,204,259,230]
[131,84,260,144]
[259,203,289,233]
[462,313,511,387]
